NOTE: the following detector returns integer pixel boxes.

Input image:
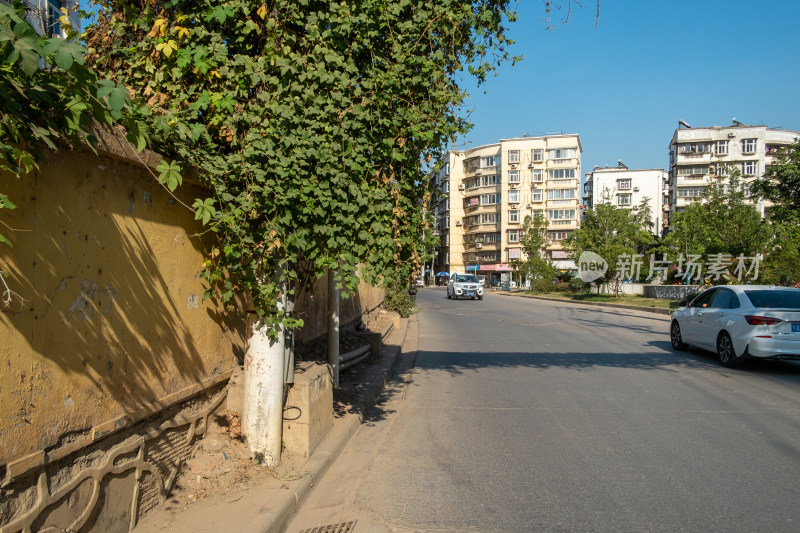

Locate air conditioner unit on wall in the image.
[510,184,517,189]
[456,221,462,226]
[633,187,639,192]
[458,184,466,190]
[528,164,534,168]
[511,163,518,169]
[476,243,483,249]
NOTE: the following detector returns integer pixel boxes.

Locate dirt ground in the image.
[161,309,397,512]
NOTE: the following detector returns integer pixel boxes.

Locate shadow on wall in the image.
[0,149,243,464]
[293,269,386,345]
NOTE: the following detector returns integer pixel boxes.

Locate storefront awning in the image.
[552,260,577,270]
[480,263,514,272]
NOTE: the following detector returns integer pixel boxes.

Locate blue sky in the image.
[457,0,800,174]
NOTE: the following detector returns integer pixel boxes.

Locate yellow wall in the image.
[0,145,244,471]
[294,269,386,345]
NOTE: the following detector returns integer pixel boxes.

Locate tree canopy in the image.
[84,0,519,327]
[563,200,655,287]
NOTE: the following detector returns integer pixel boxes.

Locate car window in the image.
[744,289,800,309]
[455,274,479,283]
[710,289,739,309]
[691,290,716,308]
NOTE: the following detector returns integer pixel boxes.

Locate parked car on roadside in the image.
[670,285,800,367]
[447,273,484,300]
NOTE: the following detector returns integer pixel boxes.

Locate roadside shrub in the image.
[384,278,417,317]
[533,278,556,292]
[568,278,591,294]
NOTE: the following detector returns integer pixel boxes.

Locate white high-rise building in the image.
[430,134,581,286]
[668,120,799,219]
[583,163,669,236]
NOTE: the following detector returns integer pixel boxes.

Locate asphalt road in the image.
[288,288,800,533]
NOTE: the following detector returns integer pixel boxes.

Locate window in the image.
[481,175,499,187]
[742,138,757,154]
[743,160,758,175]
[481,193,500,205]
[480,213,498,224]
[677,165,708,176]
[532,169,544,182]
[716,140,729,155]
[547,188,577,200]
[508,230,519,243]
[508,170,520,183]
[47,0,63,37]
[548,168,576,180]
[677,187,704,198]
[679,142,711,154]
[532,149,543,162]
[508,209,520,223]
[531,189,543,202]
[508,248,521,260]
[508,150,520,163]
[548,148,577,160]
[714,163,728,176]
[508,190,520,203]
[481,156,498,167]
[548,231,569,241]
[617,194,632,206]
[617,179,632,190]
[547,209,576,220]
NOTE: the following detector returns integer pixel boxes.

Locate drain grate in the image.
[298,520,357,533]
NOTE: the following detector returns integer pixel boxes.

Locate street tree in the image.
[664,172,771,259]
[750,141,800,285]
[84,0,520,328]
[563,199,655,294]
[518,212,556,288]
[633,196,654,235]
[751,140,800,222]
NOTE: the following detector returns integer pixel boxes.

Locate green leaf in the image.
[0,193,17,210]
[156,160,182,191]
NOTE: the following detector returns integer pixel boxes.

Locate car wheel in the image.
[670,321,688,351]
[717,331,742,367]
[447,292,451,299]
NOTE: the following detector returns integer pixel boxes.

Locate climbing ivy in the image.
[84,0,518,329]
[0,0,181,251]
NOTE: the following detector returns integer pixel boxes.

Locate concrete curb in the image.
[496,291,674,316]
[261,316,410,533]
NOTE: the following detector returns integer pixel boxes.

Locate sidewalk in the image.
[134,314,417,533]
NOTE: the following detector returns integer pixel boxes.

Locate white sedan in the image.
[670,285,800,367]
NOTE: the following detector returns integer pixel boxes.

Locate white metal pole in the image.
[327,267,340,388]
[242,271,286,466]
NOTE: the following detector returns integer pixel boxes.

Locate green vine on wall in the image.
[83,0,519,331]
[0,0,186,306]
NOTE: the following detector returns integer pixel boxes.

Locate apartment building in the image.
[668,120,799,219]
[583,163,669,235]
[16,0,80,37]
[431,134,582,285]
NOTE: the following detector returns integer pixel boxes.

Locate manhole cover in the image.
[298,520,357,533]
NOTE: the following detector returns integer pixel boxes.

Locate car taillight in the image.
[744,315,782,326]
